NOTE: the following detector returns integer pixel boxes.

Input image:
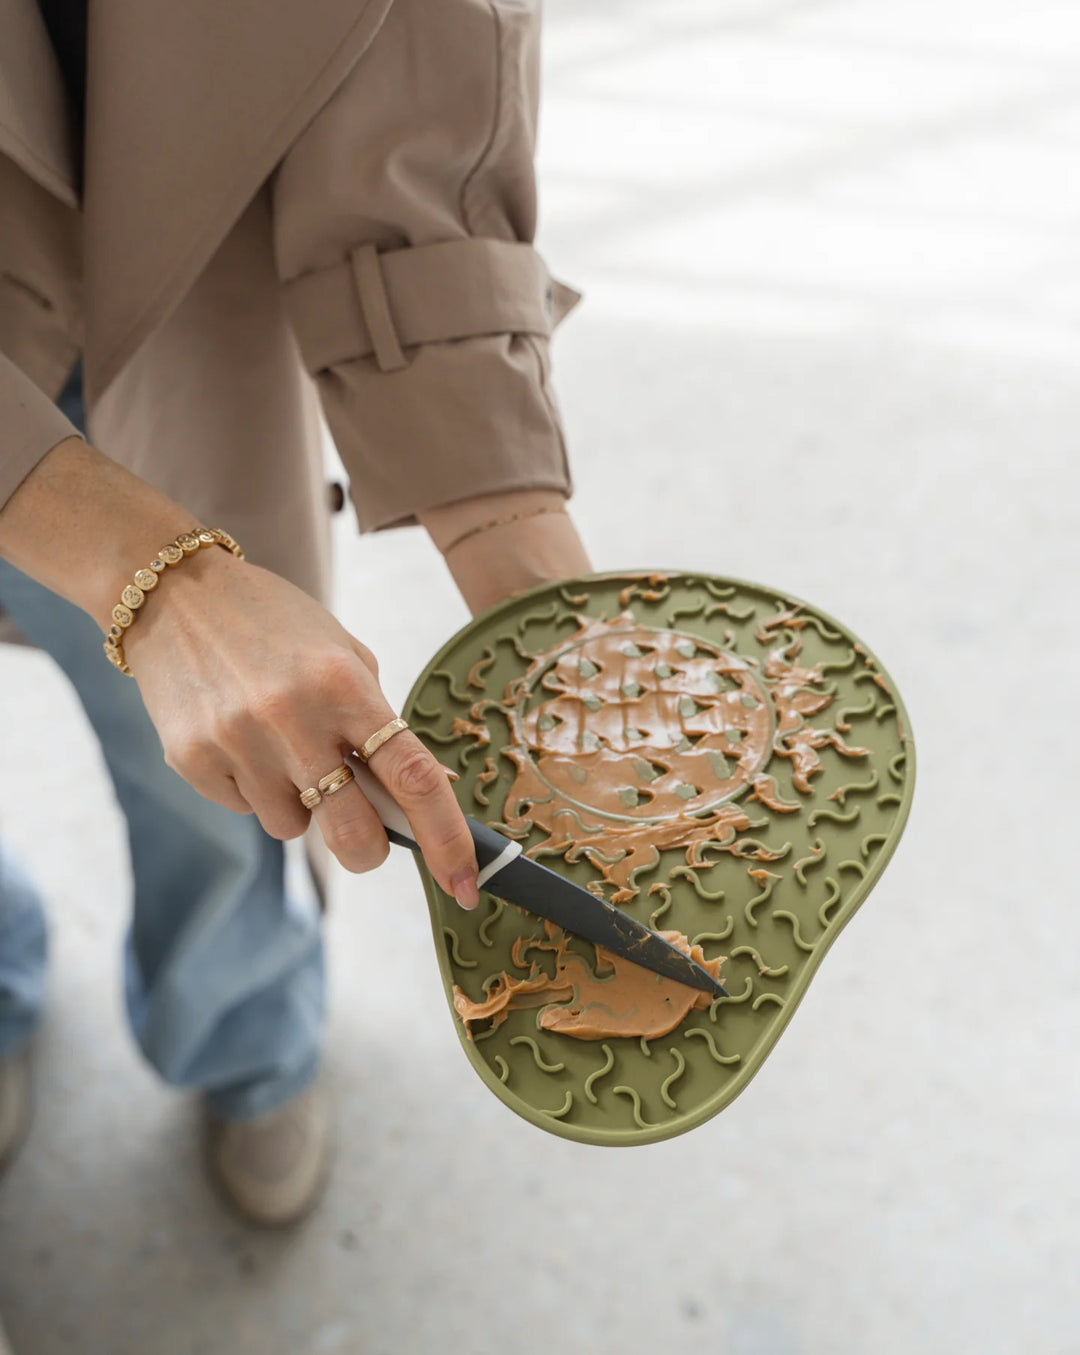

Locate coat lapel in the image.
[81,0,394,407]
[0,0,78,208]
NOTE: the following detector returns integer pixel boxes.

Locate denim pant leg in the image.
[0,840,48,1061]
[0,362,326,1117]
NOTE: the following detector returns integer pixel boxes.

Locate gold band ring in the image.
[358,717,409,763]
[299,761,356,809]
[318,764,355,797]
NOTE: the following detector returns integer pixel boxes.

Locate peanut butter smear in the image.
[478,614,867,904]
[491,614,784,903]
[447,608,871,1043]
[453,922,723,1042]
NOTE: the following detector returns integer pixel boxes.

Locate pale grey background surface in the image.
[2,1,1077,1352]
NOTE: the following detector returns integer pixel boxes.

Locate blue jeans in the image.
[0,361,325,1119]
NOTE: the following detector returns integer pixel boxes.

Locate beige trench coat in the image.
[0,0,578,626]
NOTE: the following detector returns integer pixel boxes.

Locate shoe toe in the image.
[0,1050,32,1177]
[205,1082,331,1227]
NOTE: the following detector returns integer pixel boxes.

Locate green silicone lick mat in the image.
[403,571,914,1146]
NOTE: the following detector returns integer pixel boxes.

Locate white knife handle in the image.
[348,754,523,882]
[347,755,418,846]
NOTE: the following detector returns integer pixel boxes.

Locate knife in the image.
[348,756,728,999]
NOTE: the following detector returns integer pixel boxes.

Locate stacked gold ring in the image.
[299,761,356,809]
[298,719,409,810]
[318,764,355,796]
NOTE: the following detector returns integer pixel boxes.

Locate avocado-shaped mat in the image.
[403,571,914,1145]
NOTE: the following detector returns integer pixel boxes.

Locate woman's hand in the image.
[124,547,480,907]
[0,442,590,906]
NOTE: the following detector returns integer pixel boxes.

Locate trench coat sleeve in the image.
[0,350,83,513]
[0,151,84,515]
[271,0,579,533]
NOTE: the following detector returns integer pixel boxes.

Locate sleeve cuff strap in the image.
[281,238,582,375]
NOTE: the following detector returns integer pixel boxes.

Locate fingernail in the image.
[440,763,460,783]
[452,871,480,911]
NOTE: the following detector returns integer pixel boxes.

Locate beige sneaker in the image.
[203,1080,332,1228]
[0,1048,31,1178]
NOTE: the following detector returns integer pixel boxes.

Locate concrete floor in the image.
[2,0,1078,1351]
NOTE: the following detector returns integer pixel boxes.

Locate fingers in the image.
[235,752,392,875]
[161,738,254,816]
[353,724,479,908]
[194,771,256,817]
[220,774,256,816]
[291,752,390,874]
[152,613,472,887]
[350,636,379,681]
[230,767,311,841]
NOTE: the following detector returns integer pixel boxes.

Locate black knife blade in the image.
[349,757,728,999]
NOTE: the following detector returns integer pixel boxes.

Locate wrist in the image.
[87,514,213,632]
[103,528,245,675]
[420,492,593,616]
[0,437,209,630]
[419,488,568,555]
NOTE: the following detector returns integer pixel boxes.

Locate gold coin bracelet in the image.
[102,527,244,675]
